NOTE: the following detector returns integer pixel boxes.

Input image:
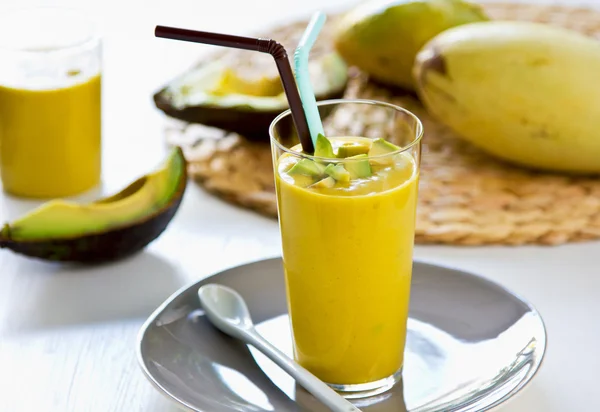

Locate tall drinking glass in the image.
[269,99,422,398]
[0,7,102,198]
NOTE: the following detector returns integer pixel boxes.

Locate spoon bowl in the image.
[198,283,362,412]
[198,283,254,337]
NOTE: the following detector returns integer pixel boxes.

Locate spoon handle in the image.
[245,329,362,412]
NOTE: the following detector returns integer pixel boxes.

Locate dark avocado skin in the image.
[0,149,188,264]
[153,81,347,142]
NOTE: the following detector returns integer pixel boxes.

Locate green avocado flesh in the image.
[337,141,371,158]
[315,133,335,158]
[368,138,402,165]
[345,154,373,178]
[310,176,336,189]
[288,158,326,177]
[324,163,350,182]
[153,53,348,140]
[0,147,187,262]
[369,138,401,156]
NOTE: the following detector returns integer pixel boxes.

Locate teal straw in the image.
[294,11,326,146]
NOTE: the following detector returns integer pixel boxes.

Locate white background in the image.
[0,0,598,411]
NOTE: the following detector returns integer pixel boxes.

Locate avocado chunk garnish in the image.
[369,137,401,154]
[288,158,326,177]
[369,138,401,156]
[345,154,373,178]
[310,176,336,189]
[314,133,335,158]
[337,141,372,158]
[0,147,188,263]
[368,138,402,166]
[324,163,350,183]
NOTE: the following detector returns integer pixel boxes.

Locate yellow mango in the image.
[414,21,600,173]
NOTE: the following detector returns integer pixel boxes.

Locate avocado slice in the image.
[337,141,372,158]
[345,154,372,178]
[288,158,326,177]
[315,134,335,158]
[153,51,349,141]
[0,147,187,263]
[310,176,336,189]
[324,163,350,183]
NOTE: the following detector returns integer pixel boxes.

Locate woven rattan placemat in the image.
[165,2,600,246]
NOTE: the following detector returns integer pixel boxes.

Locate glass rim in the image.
[269,98,424,162]
[0,6,101,55]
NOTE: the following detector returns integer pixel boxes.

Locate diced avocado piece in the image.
[0,147,187,263]
[368,138,401,156]
[324,163,350,183]
[345,154,372,178]
[290,174,315,188]
[314,134,335,158]
[368,138,402,165]
[336,141,371,158]
[310,176,336,189]
[287,159,326,177]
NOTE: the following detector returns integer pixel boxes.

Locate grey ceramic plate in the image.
[137,258,546,412]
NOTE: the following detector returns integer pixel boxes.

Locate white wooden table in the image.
[0,0,598,410]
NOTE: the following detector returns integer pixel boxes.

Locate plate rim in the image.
[136,256,548,412]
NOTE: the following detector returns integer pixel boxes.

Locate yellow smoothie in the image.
[0,73,102,198]
[275,136,419,385]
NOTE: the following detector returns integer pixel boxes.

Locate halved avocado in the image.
[153,48,349,141]
[0,147,187,263]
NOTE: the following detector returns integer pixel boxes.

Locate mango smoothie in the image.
[0,74,102,198]
[274,135,419,387]
[0,7,103,199]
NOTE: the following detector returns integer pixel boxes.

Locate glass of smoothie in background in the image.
[270,99,422,398]
[0,7,102,198]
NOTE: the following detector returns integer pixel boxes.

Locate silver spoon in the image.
[198,283,362,412]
